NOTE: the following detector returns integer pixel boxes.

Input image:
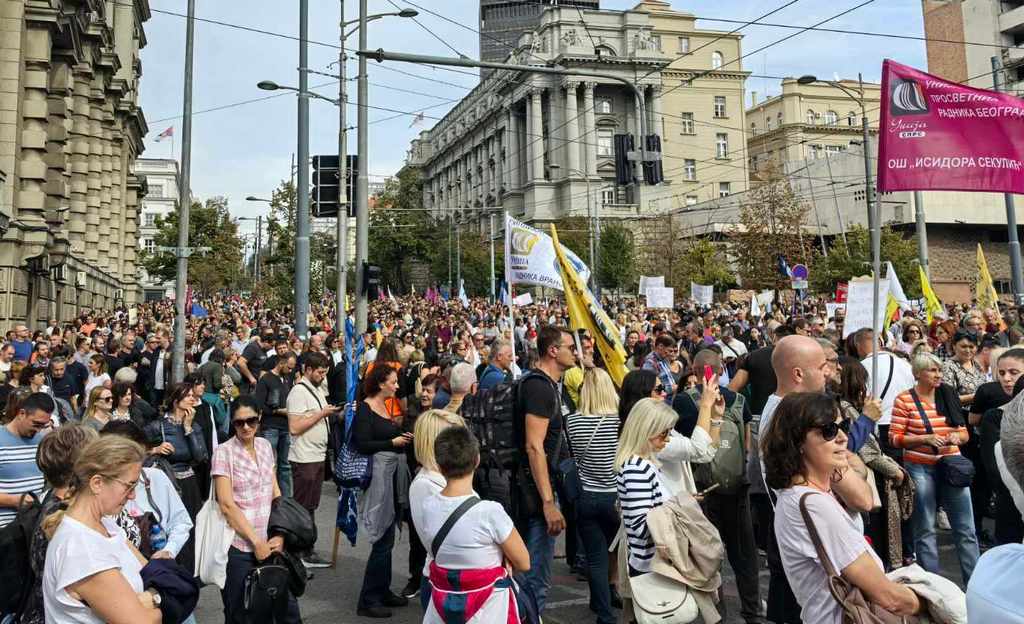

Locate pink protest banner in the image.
[877,59,1024,194]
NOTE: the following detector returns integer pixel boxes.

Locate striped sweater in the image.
[617,456,666,573]
[889,390,967,466]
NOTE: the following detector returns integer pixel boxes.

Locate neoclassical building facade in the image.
[0,0,149,327]
[406,0,750,231]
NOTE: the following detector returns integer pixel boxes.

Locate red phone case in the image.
[704,365,714,382]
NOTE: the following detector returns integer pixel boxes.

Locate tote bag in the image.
[194,479,236,588]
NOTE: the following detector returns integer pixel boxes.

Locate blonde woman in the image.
[568,367,623,624]
[615,398,678,577]
[408,408,466,607]
[81,386,114,432]
[41,436,161,624]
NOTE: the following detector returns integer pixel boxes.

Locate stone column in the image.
[528,88,544,183]
[46,60,72,224]
[564,81,580,176]
[85,77,104,265]
[583,83,597,176]
[18,24,51,226]
[109,132,125,280]
[98,106,114,269]
[507,103,520,190]
[68,65,92,256]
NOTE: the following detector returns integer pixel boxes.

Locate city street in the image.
[194,482,970,624]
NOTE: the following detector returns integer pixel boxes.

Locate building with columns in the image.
[136,158,178,301]
[479,0,600,79]
[0,0,149,327]
[405,0,750,231]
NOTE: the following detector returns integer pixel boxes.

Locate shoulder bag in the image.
[194,477,236,589]
[630,571,699,624]
[908,390,974,488]
[557,414,607,506]
[799,492,918,624]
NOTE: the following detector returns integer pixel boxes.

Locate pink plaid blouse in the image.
[211,436,276,552]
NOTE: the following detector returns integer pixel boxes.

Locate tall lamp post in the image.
[237,216,264,282]
[798,73,881,396]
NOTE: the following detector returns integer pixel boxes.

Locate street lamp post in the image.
[237,216,263,281]
[798,73,881,397]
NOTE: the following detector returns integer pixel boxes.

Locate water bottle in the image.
[150,522,168,552]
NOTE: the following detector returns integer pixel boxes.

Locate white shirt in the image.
[757,393,784,486]
[287,380,330,464]
[84,373,110,397]
[774,486,882,624]
[200,346,215,365]
[409,469,446,577]
[154,353,165,390]
[418,492,513,570]
[862,352,915,426]
[43,516,144,624]
[657,428,716,496]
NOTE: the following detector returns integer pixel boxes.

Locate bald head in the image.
[771,335,827,395]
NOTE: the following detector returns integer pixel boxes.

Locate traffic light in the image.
[614,134,634,186]
[311,155,358,218]
[643,134,664,185]
[361,261,382,299]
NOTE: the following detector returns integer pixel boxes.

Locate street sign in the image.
[791,263,809,290]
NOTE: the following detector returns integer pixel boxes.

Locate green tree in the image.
[674,239,736,292]
[371,168,441,292]
[552,216,591,262]
[596,222,637,293]
[140,196,244,296]
[811,225,921,297]
[260,180,335,306]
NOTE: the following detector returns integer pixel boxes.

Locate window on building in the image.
[713,96,727,118]
[766,116,772,131]
[751,122,758,136]
[777,111,783,127]
[650,34,662,51]
[685,195,699,206]
[716,133,729,158]
[678,37,690,53]
[719,182,731,197]
[680,112,695,135]
[711,51,723,70]
[595,97,612,114]
[824,110,839,125]
[848,111,857,126]
[143,213,156,227]
[806,109,817,125]
[750,155,759,172]
[825,144,844,155]
[597,128,614,156]
[148,185,164,198]
[684,159,697,181]
[143,238,155,253]
[809,144,823,159]
[601,187,615,205]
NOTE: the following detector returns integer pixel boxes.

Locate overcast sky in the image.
[138,0,929,233]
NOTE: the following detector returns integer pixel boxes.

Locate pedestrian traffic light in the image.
[361,261,382,299]
[311,155,358,218]
[613,134,634,186]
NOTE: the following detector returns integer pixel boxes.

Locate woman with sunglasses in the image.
[896,320,926,357]
[211,396,301,624]
[763,393,921,624]
[82,386,115,432]
[891,353,979,584]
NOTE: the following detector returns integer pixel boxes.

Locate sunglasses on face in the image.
[653,384,666,394]
[99,395,112,402]
[233,416,260,430]
[818,419,851,442]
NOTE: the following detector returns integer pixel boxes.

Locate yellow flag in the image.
[884,293,900,331]
[550,225,629,387]
[919,266,944,324]
[976,244,1000,311]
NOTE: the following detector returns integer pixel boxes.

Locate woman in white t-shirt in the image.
[408,408,465,607]
[761,392,921,624]
[41,435,161,624]
[420,426,529,624]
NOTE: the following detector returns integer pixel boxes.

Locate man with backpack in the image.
[515,325,575,613]
[0,393,53,528]
[675,350,763,624]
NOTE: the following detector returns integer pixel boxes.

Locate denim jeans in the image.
[258,427,292,498]
[358,523,397,609]
[907,461,980,584]
[577,491,619,624]
[221,547,301,624]
[516,514,555,613]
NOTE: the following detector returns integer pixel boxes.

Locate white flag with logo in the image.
[504,214,590,291]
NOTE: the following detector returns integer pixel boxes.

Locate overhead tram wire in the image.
[384,0,468,58]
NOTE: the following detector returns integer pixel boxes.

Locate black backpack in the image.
[461,371,551,473]
[0,492,43,616]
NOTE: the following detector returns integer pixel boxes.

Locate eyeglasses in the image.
[233,416,260,429]
[653,384,666,394]
[99,396,112,402]
[107,475,139,492]
[905,330,921,335]
[818,419,851,442]
[652,429,672,442]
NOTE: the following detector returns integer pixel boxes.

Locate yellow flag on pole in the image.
[919,266,944,324]
[550,224,629,387]
[976,244,1000,311]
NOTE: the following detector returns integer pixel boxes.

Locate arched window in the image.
[711,51,723,70]
[823,110,838,125]
[848,111,857,126]
[806,109,817,125]
[751,121,757,136]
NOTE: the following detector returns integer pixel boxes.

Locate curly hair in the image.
[761,392,842,490]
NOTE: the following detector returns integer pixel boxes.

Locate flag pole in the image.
[504,211,518,379]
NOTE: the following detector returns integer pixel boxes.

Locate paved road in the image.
[195,483,971,623]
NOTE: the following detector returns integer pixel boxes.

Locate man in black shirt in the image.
[255,352,297,497]
[238,331,271,393]
[47,357,80,413]
[517,325,575,614]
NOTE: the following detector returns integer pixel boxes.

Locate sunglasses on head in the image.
[818,419,851,441]
[233,416,260,429]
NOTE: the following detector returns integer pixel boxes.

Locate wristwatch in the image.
[146,588,162,607]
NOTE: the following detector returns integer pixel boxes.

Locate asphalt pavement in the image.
[194,482,970,624]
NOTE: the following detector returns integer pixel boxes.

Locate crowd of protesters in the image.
[2,291,1024,623]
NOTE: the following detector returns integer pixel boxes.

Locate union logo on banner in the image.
[877,59,1024,195]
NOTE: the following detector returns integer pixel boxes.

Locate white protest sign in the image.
[512,292,533,306]
[825,302,846,320]
[842,278,889,338]
[690,282,713,306]
[638,275,665,295]
[646,286,675,309]
[504,214,591,291]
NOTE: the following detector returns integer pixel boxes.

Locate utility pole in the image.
[914,191,929,278]
[171,0,197,385]
[992,56,1024,305]
[255,215,262,281]
[336,0,349,334]
[489,211,495,301]
[295,0,311,338]
[860,73,881,398]
[354,0,370,332]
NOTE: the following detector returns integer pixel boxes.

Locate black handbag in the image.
[909,390,975,488]
[243,559,291,624]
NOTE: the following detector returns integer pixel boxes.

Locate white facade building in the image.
[136,158,180,301]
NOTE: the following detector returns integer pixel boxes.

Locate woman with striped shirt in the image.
[615,398,678,576]
[890,352,980,583]
[567,367,622,624]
